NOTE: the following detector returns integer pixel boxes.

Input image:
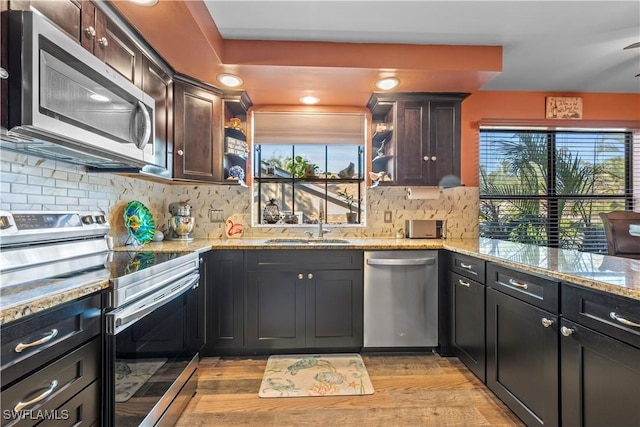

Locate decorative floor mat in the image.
[259,353,374,398]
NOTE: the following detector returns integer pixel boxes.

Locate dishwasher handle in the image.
[367,257,436,266]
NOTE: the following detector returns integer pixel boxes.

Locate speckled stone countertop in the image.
[5,236,637,326]
[0,270,110,326]
[121,237,640,302]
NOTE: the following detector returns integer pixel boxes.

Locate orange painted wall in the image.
[460,92,640,187]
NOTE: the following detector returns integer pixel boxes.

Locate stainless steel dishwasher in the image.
[364,251,438,348]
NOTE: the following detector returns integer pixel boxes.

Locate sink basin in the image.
[264,238,350,245]
[264,238,309,244]
[307,239,350,244]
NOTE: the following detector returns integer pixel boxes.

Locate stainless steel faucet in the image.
[318,200,330,238]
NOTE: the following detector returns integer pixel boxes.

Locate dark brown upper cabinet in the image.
[173,78,223,182]
[367,92,469,186]
[9,0,83,42]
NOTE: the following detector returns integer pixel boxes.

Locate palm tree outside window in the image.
[479,129,633,254]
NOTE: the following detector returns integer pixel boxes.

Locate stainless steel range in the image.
[0,210,202,427]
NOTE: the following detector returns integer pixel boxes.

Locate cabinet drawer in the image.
[562,283,640,348]
[37,380,100,427]
[1,338,100,427]
[1,293,102,387]
[450,253,485,283]
[247,250,363,271]
[487,264,559,313]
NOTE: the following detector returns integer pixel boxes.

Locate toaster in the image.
[405,220,446,239]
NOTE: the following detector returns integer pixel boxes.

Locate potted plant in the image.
[336,188,359,223]
[286,155,319,178]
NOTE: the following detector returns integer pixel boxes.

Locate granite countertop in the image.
[4,236,637,326]
[122,237,640,302]
[0,270,110,326]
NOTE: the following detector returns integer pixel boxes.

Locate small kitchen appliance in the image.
[168,202,195,241]
[405,219,446,239]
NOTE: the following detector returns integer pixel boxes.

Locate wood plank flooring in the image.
[175,354,524,426]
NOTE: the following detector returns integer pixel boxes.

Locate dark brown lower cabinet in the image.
[449,271,485,382]
[204,250,245,354]
[560,318,640,427]
[245,250,363,351]
[246,270,306,350]
[486,288,559,427]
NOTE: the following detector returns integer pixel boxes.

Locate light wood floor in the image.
[175,354,524,427]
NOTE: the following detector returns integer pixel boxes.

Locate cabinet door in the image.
[560,319,640,427]
[186,252,209,353]
[305,270,363,348]
[486,288,559,427]
[103,15,142,84]
[10,0,82,42]
[395,101,428,185]
[450,272,485,382]
[427,101,460,184]
[173,82,223,181]
[142,56,172,172]
[246,271,305,349]
[206,250,245,353]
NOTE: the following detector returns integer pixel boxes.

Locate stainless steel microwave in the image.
[1,11,155,169]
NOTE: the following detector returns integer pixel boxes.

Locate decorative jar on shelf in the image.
[263,198,280,224]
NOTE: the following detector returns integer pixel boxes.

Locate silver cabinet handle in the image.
[15,329,58,353]
[14,380,58,411]
[560,326,575,337]
[431,156,437,161]
[458,279,471,287]
[610,312,640,328]
[98,37,109,48]
[508,278,528,290]
[460,263,473,270]
[177,149,184,156]
[298,274,303,280]
[0,67,8,79]
[308,273,313,279]
[84,26,96,38]
[423,156,429,161]
[541,318,554,328]
[133,101,151,150]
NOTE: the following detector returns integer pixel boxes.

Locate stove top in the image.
[106,251,192,279]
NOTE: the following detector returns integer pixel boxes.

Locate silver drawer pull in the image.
[15,329,58,353]
[560,326,575,337]
[508,278,528,290]
[458,279,471,287]
[460,263,473,270]
[541,318,554,328]
[610,312,640,328]
[14,380,58,411]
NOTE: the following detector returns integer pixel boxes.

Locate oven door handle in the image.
[107,273,199,335]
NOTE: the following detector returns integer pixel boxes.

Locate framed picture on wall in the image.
[546,96,583,119]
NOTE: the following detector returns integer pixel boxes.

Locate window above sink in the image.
[249,109,367,228]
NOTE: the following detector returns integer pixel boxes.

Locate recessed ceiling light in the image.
[300,96,320,105]
[90,94,110,102]
[217,73,243,88]
[375,77,400,90]
[130,0,158,6]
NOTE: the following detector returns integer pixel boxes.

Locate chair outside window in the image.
[599,211,640,259]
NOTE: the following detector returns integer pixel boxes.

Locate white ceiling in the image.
[205,0,640,94]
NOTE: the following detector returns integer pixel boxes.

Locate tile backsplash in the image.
[1,151,479,243]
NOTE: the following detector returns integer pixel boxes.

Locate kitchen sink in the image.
[263,238,350,245]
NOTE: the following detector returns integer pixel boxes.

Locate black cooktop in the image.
[105,251,192,279]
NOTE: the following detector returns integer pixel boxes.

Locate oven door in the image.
[105,272,200,427]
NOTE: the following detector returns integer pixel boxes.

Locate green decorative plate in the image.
[124,201,156,244]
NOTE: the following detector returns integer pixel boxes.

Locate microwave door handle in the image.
[133,100,151,150]
[107,273,199,335]
[367,258,436,266]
